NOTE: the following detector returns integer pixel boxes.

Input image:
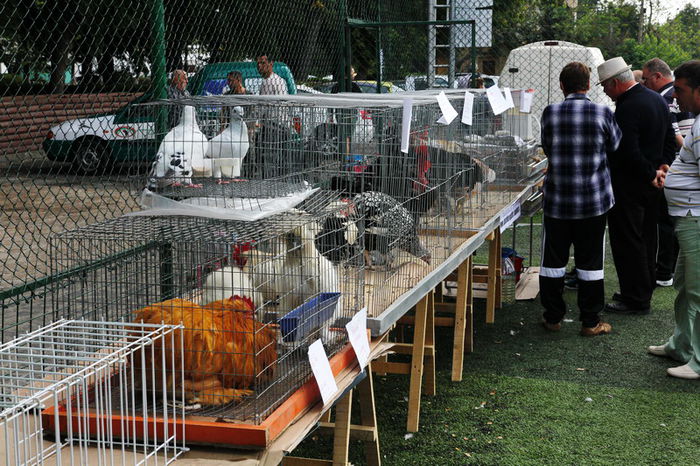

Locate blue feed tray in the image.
[279,292,341,342]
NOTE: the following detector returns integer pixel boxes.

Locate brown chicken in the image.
[133,296,277,406]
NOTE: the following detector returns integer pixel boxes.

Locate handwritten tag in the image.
[401,98,413,153]
[503,87,515,110]
[345,308,370,369]
[436,91,458,125]
[500,201,521,233]
[520,90,534,113]
[308,339,338,406]
[486,85,509,115]
[462,91,474,125]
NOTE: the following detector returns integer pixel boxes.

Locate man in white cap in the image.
[598,56,676,315]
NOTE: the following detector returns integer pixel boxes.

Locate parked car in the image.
[455,73,500,89]
[42,61,297,174]
[401,75,452,91]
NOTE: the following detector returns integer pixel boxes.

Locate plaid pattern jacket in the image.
[541,93,622,219]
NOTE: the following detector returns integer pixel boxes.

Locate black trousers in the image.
[540,214,607,327]
[656,194,679,281]
[608,183,660,308]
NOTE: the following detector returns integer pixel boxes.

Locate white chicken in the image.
[200,265,263,318]
[243,221,342,332]
[205,106,250,179]
[148,105,210,188]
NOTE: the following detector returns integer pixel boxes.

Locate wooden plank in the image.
[370,361,410,375]
[398,315,454,327]
[407,294,429,432]
[358,364,381,466]
[332,389,352,465]
[515,266,540,301]
[465,255,474,353]
[451,256,470,381]
[486,228,500,324]
[317,423,376,442]
[424,290,436,397]
[390,343,435,356]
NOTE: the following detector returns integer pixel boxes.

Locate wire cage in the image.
[0,319,185,465]
[49,189,363,424]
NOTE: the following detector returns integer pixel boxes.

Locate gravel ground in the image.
[1,152,147,339]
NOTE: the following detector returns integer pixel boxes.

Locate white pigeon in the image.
[205,106,249,178]
[148,105,209,188]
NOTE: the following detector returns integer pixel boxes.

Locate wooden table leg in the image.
[407,293,429,433]
[358,364,381,466]
[424,290,436,396]
[486,228,502,324]
[332,388,352,466]
[452,255,473,381]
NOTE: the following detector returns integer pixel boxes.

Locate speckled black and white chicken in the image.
[316,192,431,268]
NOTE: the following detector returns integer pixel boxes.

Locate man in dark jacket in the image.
[598,57,676,315]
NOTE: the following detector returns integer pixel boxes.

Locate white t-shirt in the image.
[259,73,288,95]
[665,115,700,217]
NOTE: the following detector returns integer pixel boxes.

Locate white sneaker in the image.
[647,345,668,357]
[667,364,700,380]
[656,278,673,287]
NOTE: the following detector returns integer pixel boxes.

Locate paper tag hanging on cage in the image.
[346,308,370,370]
[462,91,474,125]
[503,87,515,110]
[500,200,521,233]
[401,97,413,153]
[308,339,338,406]
[486,85,510,115]
[520,89,534,113]
[436,91,458,125]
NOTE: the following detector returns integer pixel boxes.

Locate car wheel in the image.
[72,138,110,175]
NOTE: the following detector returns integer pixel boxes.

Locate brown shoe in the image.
[542,319,561,331]
[580,322,612,336]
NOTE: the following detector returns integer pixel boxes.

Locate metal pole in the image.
[376,0,382,94]
[151,0,167,136]
[339,0,348,92]
[448,0,456,88]
[470,21,477,88]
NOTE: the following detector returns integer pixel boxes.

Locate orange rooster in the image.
[133,296,277,406]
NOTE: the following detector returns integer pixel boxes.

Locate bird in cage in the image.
[242,220,341,324]
[205,105,250,180]
[317,192,431,268]
[133,296,277,406]
[200,264,263,316]
[354,191,431,267]
[148,105,210,188]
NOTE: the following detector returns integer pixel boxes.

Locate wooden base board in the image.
[42,344,360,449]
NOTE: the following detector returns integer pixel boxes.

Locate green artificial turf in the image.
[292,226,700,465]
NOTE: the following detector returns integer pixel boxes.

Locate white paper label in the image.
[500,201,521,233]
[520,90,534,113]
[503,87,515,110]
[345,308,370,369]
[436,91,458,125]
[308,339,338,406]
[486,85,510,115]
[461,91,474,125]
[401,98,413,153]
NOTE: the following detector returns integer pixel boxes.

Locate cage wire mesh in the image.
[50,188,364,422]
[3,0,677,342]
[0,319,186,465]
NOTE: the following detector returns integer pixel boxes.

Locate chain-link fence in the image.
[1,0,695,340]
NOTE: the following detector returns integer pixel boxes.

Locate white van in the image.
[498,40,614,141]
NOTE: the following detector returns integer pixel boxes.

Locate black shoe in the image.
[604,301,650,315]
[612,292,624,302]
[564,277,578,290]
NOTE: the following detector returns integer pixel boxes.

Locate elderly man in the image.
[647,60,700,380]
[166,69,191,127]
[257,55,288,95]
[642,58,696,287]
[539,62,621,336]
[598,57,676,315]
[167,69,190,99]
